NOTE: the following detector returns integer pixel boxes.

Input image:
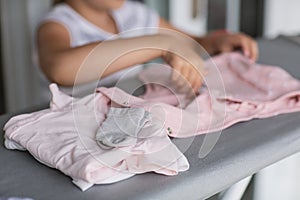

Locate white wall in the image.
[264,0,300,38]
[1,0,51,112]
[170,0,208,36]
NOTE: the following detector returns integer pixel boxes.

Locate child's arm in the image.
[159,18,258,61]
[37,22,204,92]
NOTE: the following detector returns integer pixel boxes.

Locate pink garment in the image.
[139,52,300,137]
[4,84,189,191]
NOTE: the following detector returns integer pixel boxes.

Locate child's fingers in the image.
[171,67,187,92]
[168,52,205,94]
[238,34,258,61]
[171,67,181,84]
[188,69,202,92]
[249,40,259,61]
[241,39,250,58]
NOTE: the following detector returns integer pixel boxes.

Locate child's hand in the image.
[210,31,258,61]
[163,51,205,94]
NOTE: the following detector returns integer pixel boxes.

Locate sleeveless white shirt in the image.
[35,1,159,98]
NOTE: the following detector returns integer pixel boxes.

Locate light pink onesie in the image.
[4,84,189,191]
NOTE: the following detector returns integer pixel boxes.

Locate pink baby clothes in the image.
[4,84,189,191]
[5,52,300,191]
[138,52,300,137]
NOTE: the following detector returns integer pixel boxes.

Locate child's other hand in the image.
[210,31,258,62]
[163,52,205,95]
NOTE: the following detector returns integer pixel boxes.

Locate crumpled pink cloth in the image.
[139,52,300,137]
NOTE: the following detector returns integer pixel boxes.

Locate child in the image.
[37,0,258,94]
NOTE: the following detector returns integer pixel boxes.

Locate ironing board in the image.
[1,37,300,200]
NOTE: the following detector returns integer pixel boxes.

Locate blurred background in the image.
[1,1,300,199]
[1,0,300,114]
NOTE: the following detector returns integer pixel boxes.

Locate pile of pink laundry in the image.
[4,52,300,191]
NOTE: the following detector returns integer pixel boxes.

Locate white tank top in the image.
[35,1,159,98]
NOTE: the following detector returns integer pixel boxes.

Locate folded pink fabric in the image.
[4,84,189,191]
